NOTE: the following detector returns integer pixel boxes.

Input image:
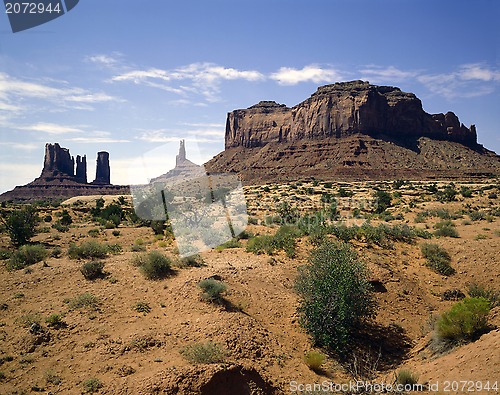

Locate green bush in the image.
[246,235,275,255]
[295,241,375,353]
[468,283,499,308]
[198,278,228,303]
[68,240,109,259]
[59,209,73,226]
[7,244,48,271]
[0,249,12,260]
[215,238,242,251]
[134,250,172,280]
[132,301,151,314]
[434,220,459,238]
[304,351,325,371]
[421,243,454,276]
[435,297,491,343]
[373,190,392,213]
[82,377,102,393]
[45,313,65,328]
[52,220,69,232]
[0,205,40,246]
[68,293,99,310]
[396,369,419,386]
[80,261,105,280]
[181,341,227,364]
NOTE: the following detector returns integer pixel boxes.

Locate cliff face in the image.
[225,81,477,149]
[206,81,499,183]
[93,152,111,185]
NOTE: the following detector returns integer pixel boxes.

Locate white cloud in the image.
[87,53,122,67]
[111,62,265,102]
[0,72,122,117]
[16,122,85,134]
[0,141,39,151]
[66,137,131,143]
[359,66,419,83]
[457,64,500,82]
[270,65,342,85]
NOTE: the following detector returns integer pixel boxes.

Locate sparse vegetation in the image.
[295,241,375,353]
[433,220,459,238]
[69,240,109,259]
[435,297,491,344]
[133,250,172,279]
[0,205,40,246]
[80,261,105,280]
[181,341,227,364]
[7,244,47,271]
[198,278,228,303]
[82,377,103,393]
[468,283,499,308]
[421,243,454,276]
[132,301,151,314]
[395,369,419,386]
[68,293,100,310]
[304,351,325,371]
[45,313,65,328]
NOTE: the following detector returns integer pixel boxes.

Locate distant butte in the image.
[205,80,500,182]
[0,143,129,202]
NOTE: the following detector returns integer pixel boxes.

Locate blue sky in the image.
[0,0,499,193]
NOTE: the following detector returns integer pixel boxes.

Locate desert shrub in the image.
[88,228,100,237]
[59,209,73,226]
[246,235,275,255]
[112,230,120,237]
[45,313,65,328]
[131,243,146,252]
[488,192,497,199]
[150,220,166,235]
[68,293,99,310]
[273,225,302,257]
[330,223,358,243]
[50,246,62,258]
[435,297,491,343]
[437,185,458,202]
[7,244,47,270]
[434,220,459,238]
[468,283,499,308]
[16,311,41,327]
[295,241,375,353]
[181,341,227,364]
[373,190,392,213]
[180,254,205,267]
[135,251,172,280]
[304,351,325,371]
[68,240,109,259]
[82,377,102,393]
[107,243,123,254]
[0,205,40,246]
[0,249,11,260]
[198,278,228,303]
[395,369,419,386]
[132,301,151,314]
[338,187,353,197]
[43,215,52,223]
[52,219,69,232]
[469,210,485,221]
[215,238,242,251]
[80,261,105,280]
[460,187,473,198]
[421,243,454,276]
[44,370,62,385]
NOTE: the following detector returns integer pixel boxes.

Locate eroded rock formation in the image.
[0,143,128,202]
[93,152,111,185]
[206,81,499,182]
[225,81,477,149]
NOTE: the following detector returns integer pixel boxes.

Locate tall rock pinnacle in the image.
[41,143,75,178]
[75,155,87,183]
[176,139,187,166]
[93,151,110,185]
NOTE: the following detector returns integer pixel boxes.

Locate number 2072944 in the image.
[5,2,62,14]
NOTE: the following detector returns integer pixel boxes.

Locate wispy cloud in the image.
[417,63,500,99]
[86,53,123,68]
[359,65,419,83]
[15,122,85,134]
[0,141,39,151]
[111,62,265,102]
[137,129,222,144]
[270,65,343,85]
[66,137,131,143]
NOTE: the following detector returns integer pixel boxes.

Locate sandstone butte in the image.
[205,80,500,183]
[0,143,129,202]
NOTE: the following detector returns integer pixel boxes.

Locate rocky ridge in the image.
[206,81,500,182]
